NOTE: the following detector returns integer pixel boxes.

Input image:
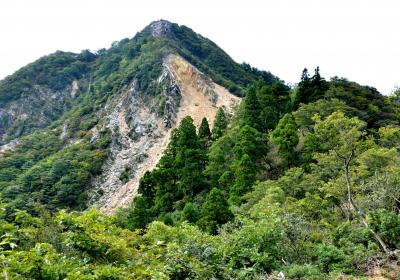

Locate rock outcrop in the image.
[89,54,240,213]
[0,19,278,215]
[0,80,79,145]
[149,19,173,37]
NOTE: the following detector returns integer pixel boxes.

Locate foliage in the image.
[230,154,257,205]
[198,117,211,150]
[271,113,299,167]
[326,77,396,128]
[122,117,208,229]
[0,51,93,104]
[294,67,329,106]
[240,86,262,130]
[211,107,228,140]
[197,188,233,234]
[1,20,400,279]
[245,81,291,132]
[369,210,400,249]
[0,129,110,213]
[168,23,281,95]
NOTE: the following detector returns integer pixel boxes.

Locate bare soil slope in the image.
[94,54,240,214]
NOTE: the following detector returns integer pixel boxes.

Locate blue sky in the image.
[0,0,399,94]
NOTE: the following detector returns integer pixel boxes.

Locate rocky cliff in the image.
[0,20,277,213]
[89,54,240,213]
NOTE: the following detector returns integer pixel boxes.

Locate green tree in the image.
[130,117,208,228]
[198,117,211,150]
[230,154,257,205]
[241,87,262,131]
[271,113,299,167]
[253,81,291,132]
[378,125,400,148]
[295,67,329,106]
[180,202,199,223]
[138,171,157,199]
[197,188,233,234]
[370,209,400,249]
[212,108,228,140]
[204,130,237,189]
[126,196,153,229]
[314,111,390,254]
[178,148,207,197]
[129,129,181,227]
[325,77,394,128]
[176,116,207,197]
[234,125,268,162]
[177,116,202,151]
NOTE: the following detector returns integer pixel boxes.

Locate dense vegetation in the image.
[165,23,281,95]
[115,74,399,278]
[0,20,400,278]
[0,129,110,213]
[0,20,275,145]
[2,70,399,278]
[0,51,94,105]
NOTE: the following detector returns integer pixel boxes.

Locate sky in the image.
[0,0,399,94]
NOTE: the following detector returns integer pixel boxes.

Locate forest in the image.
[0,20,399,279]
[1,65,400,279]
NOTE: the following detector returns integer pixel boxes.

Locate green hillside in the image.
[0,20,278,214]
[0,20,399,279]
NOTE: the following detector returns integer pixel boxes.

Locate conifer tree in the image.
[252,81,291,132]
[181,202,199,223]
[153,128,180,202]
[233,125,268,162]
[198,117,211,150]
[177,116,202,151]
[127,196,152,229]
[241,87,262,131]
[212,108,228,140]
[176,116,207,197]
[204,132,236,189]
[197,188,233,234]
[131,118,206,228]
[308,67,329,102]
[229,154,257,205]
[295,67,329,106]
[138,171,156,199]
[271,113,299,167]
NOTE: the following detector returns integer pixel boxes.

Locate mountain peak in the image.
[148,19,172,37]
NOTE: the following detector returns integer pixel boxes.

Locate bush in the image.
[370,209,400,249]
[283,264,323,280]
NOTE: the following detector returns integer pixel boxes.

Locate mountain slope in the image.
[90,54,240,213]
[0,20,268,213]
[0,20,399,280]
[0,51,94,145]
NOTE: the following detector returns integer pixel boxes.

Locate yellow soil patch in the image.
[99,54,240,214]
[166,54,240,128]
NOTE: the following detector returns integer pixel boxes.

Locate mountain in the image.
[1,20,400,279]
[0,20,279,213]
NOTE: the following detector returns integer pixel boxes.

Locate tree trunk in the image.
[343,153,390,255]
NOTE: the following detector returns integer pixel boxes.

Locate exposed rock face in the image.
[88,80,169,213]
[0,80,79,145]
[149,19,172,37]
[89,54,240,214]
[165,54,240,127]
[70,80,79,98]
[0,139,20,155]
[158,63,181,128]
